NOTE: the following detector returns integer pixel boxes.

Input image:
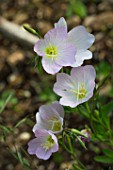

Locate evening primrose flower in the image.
[55,17,95,67]
[28,129,59,160]
[34,27,76,74]
[53,65,96,108]
[33,102,64,134]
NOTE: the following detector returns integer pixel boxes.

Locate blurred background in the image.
[0,0,113,170]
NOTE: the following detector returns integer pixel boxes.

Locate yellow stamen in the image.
[45,45,58,59]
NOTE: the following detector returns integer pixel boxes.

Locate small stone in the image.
[37,21,52,34]
[8,73,23,86]
[67,16,81,28]
[19,132,31,141]
[7,51,25,65]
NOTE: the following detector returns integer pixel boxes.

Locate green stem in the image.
[66,134,86,170]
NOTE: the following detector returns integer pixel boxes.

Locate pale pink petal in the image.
[28,138,40,155]
[39,105,60,121]
[68,26,95,52]
[53,73,75,96]
[54,17,67,31]
[34,39,48,56]
[72,50,92,67]
[36,147,52,160]
[51,101,64,118]
[44,27,67,46]
[56,43,76,66]
[42,57,62,74]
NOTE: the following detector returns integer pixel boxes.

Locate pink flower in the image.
[55,17,95,67]
[34,27,76,74]
[28,129,59,160]
[53,65,96,108]
[33,102,64,134]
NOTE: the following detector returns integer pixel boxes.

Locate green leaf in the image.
[23,158,30,167]
[73,0,87,18]
[91,121,108,141]
[95,61,111,78]
[102,148,113,158]
[66,0,87,18]
[15,117,34,128]
[0,125,13,133]
[17,151,24,166]
[100,101,113,128]
[94,155,113,163]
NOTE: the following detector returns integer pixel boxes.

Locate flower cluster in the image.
[28,17,96,160]
[34,17,95,74]
[28,102,64,160]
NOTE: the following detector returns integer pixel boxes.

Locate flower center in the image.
[41,135,54,151]
[45,45,58,59]
[70,83,87,100]
[52,120,62,132]
[48,115,62,132]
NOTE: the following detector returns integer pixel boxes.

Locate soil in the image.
[0,0,113,170]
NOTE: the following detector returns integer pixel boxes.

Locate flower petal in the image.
[49,132,59,152]
[56,43,76,66]
[54,17,67,32]
[39,105,60,122]
[34,39,48,56]
[59,95,78,108]
[33,113,50,133]
[36,147,52,160]
[71,50,92,67]
[68,26,95,52]
[28,138,40,155]
[51,101,64,118]
[71,65,96,85]
[44,27,67,45]
[53,73,75,96]
[42,56,62,74]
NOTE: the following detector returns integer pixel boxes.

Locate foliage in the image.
[66,0,87,18]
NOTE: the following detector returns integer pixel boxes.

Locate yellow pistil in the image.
[41,136,54,151]
[70,83,87,100]
[52,120,62,132]
[47,116,62,132]
[45,45,58,59]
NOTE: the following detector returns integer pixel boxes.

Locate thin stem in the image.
[72,152,86,170]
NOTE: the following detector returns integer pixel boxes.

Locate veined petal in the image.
[44,27,67,46]
[42,57,62,74]
[60,96,78,108]
[39,105,60,122]
[53,73,75,96]
[68,26,95,52]
[36,147,52,160]
[50,101,64,118]
[28,138,40,155]
[54,17,67,32]
[34,129,48,140]
[33,113,51,133]
[34,39,48,56]
[53,65,96,108]
[56,43,76,66]
[71,50,92,67]
[71,65,96,85]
